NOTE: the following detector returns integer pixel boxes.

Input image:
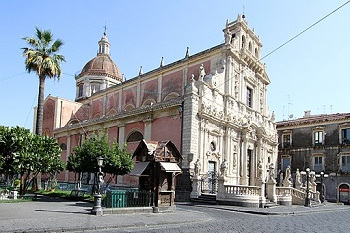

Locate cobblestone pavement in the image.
[1,196,350,233]
[72,204,350,233]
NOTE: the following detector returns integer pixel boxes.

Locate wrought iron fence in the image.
[201,171,218,194]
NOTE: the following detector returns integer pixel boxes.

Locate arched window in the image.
[255,48,259,57]
[248,42,252,52]
[241,35,246,49]
[78,84,84,98]
[231,33,236,44]
[164,92,180,101]
[339,183,350,204]
[142,99,156,107]
[126,131,143,142]
[124,104,135,111]
[60,143,67,151]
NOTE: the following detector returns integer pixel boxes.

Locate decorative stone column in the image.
[256,160,266,207]
[241,129,248,185]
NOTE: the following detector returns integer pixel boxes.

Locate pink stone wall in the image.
[106,92,119,115]
[70,105,89,123]
[108,126,119,144]
[162,70,183,100]
[125,122,145,152]
[125,122,144,140]
[92,97,103,119]
[42,99,55,136]
[187,60,211,83]
[122,87,137,109]
[56,136,67,181]
[68,134,81,182]
[141,79,158,105]
[151,116,182,150]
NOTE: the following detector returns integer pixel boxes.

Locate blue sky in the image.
[1,0,349,129]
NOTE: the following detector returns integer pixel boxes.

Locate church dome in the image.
[77,32,122,82]
[79,54,122,81]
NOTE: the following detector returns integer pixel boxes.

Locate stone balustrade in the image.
[217,183,261,207]
[276,187,321,205]
[224,185,260,196]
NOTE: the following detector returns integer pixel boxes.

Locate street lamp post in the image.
[304,168,311,207]
[92,156,104,215]
[316,171,329,203]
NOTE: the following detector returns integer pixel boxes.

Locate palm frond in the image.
[22,27,65,80]
[51,39,64,53]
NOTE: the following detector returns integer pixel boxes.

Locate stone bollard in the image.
[190,175,201,199]
[266,179,277,203]
[256,179,266,208]
[217,176,225,193]
[216,176,226,200]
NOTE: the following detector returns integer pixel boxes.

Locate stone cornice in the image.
[86,44,224,99]
[53,98,183,135]
[277,113,350,129]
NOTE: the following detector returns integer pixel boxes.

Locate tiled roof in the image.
[78,54,122,81]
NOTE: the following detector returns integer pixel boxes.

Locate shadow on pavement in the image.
[34,209,91,215]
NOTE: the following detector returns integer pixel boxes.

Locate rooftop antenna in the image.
[330,105,333,114]
[287,95,293,120]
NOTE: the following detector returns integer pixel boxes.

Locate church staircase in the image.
[191,194,217,205]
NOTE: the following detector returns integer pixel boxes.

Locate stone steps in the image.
[191,194,217,205]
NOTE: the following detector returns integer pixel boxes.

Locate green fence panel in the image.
[104,190,153,208]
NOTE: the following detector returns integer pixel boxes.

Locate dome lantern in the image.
[75,30,122,101]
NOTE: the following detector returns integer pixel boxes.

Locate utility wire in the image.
[0,72,26,82]
[198,0,350,107]
[24,93,37,128]
[261,0,350,60]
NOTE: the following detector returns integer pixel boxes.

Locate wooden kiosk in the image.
[130,140,182,212]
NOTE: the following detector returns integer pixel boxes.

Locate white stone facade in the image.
[184,15,278,193]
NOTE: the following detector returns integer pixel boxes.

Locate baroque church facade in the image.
[39,15,278,201]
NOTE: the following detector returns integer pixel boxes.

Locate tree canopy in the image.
[0,126,64,194]
[67,132,133,188]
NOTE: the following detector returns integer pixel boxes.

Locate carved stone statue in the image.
[295,168,301,184]
[232,153,237,168]
[295,168,302,189]
[284,166,291,181]
[257,160,263,180]
[199,64,206,81]
[194,159,201,176]
[220,159,228,176]
[311,173,316,184]
[283,165,292,187]
[268,163,275,182]
[224,29,232,45]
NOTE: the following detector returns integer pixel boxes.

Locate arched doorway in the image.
[339,183,350,204]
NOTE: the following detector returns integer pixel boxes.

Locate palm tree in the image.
[22,27,65,135]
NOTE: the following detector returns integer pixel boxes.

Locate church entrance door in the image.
[201,161,217,194]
